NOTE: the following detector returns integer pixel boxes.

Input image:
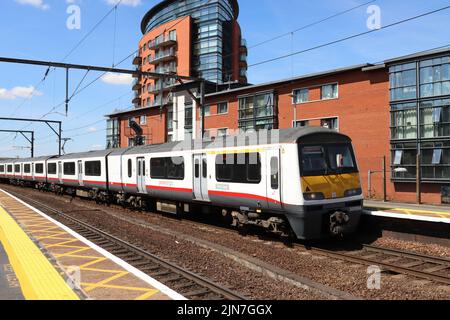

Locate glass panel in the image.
[394,150,403,165]
[432,149,443,165]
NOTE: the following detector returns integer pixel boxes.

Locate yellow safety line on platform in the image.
[394,208,450,216]
[0,206,79,300]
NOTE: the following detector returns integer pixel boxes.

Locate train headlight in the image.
[344,188,362,197]
[303,192,325,201]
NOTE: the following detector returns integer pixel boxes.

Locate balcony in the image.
[149,48,176,65]
[132,92,141,105]
[132,66,141,78]
[132,54,142,66]
[147,81,176,94]
[155,66,177,74]
[132,78,141,91]
[149,95,173,108]
[148,35,177,50]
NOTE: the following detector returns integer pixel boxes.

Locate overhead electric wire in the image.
[249,5,450,68]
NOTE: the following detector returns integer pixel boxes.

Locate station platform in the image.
[364,199,450,224]
[0,189,185,300]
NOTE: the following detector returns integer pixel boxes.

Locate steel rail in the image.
[10,192,246,301]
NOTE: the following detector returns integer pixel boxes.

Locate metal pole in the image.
[416,153,421,204]
[31,131,34,158]
[65,68,69,116]
[368,170,372,200]
[58,123,62,156]
[200,80,205,139]
[382,156,387,202]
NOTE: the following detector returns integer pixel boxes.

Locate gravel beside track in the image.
[3,185,450,300]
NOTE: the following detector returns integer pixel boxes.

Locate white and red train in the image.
[0,127,364,240]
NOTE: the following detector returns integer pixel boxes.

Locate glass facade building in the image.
[141,0,246,84]
[390,54,450,182]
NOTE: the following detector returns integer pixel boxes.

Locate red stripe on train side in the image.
[146,185,193,193]
[208,190,281,205]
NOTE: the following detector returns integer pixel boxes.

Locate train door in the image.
[58,161,63,184]
[78,160,84,187]
[136,157,146,194]
[31,163,35,181]
[193,154,210,202]
[266,149,282,211]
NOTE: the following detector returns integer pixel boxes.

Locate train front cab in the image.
[284,130,363,240]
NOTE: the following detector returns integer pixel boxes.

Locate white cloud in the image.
[15,0,50,10]
[101,72,133,85]
[87,127,98,133]
[91,144,104,150]
[0,86,43,100]
[105,0,142,7]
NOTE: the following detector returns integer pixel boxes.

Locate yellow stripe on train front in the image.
[301,173,361,199]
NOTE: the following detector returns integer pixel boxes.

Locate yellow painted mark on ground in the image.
[0,207,79,300]
[393,208,450,216]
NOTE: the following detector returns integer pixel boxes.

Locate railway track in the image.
[305,244,450,285]
[5,185,450,293]
[10,192,247,301]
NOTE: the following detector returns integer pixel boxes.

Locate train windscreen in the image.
[299,143,357,177]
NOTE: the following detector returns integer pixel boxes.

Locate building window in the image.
[128,117,136,128]
[389,63,417,101]
[321,118,339,131]
[293,88,309,103]
[85,161,101,177]
[419,56,450,98]
[321,84,338,100]
[167,108,174,132]
[140,116,147,125]
[169,30,177,41]
[391,102,417,140]
[238,92,276,132]
[294,120,309,128]
[106,118,120,149]
[217,128,228,137]
[203,105,211,117]
[420,99,450,138]
[217,102,228,114]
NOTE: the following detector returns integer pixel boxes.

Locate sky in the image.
[0,0,449,158]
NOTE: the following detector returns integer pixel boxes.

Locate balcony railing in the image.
[132,78,141,91]
[148,48,176,65]
[132,53,142,66]
[155,66,177,74]
[148,35,177,50]
[149,96,173,108]
[148,82,176,94]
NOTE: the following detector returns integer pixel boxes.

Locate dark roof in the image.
[205,64,371,98]
[49,150,113,161]
[111,127,350,156]
[384,46,450,65]
[141,0,239,34]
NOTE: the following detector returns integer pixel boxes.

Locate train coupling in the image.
[329,211,350,236]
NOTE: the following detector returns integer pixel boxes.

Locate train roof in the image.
[48,150,113,161]
[112,127,351,156]
[13,156,56,163]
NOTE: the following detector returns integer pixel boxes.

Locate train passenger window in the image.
[35,163,44,174]
[167,157,184,180]
[7,165,13,173]
[270,157,279,190]
[202,159,207,178]
[48,163,57,174]
[150,158,166,179]
[0,165,4,173]
[15,165,21,173]
[194,160,200,178]
[85,161,101,177]
[150,157,184,180]
[215,153,261,184]
[128,159,132,178]
[24,164,31,174]
[64,162,76,175]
